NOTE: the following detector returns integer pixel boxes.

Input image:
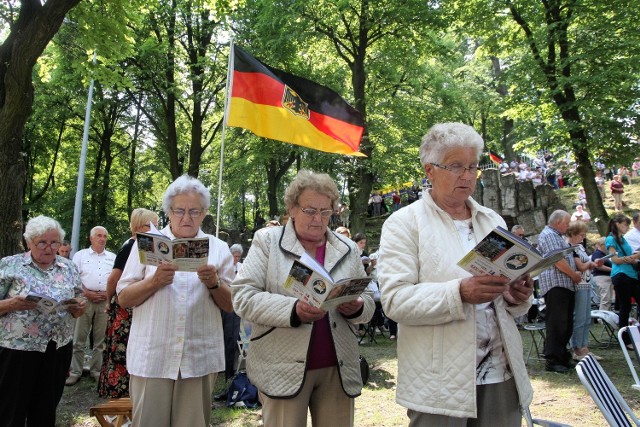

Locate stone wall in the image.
[473,169,567,238]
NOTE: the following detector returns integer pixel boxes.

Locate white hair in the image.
[90,226,108,238]
[23,215,65,243]
[229,244,243,255]
[162,175,211,215]
[419,123,484,166]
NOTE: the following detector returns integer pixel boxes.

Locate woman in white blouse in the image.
[117,175,235,427]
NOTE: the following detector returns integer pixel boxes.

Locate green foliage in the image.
[13,0,640,245]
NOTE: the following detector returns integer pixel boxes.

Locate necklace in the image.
[448,203,470,221]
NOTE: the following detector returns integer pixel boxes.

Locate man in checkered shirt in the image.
[537,210,582,373]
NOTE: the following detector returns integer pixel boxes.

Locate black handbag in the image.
[359,355,370,385]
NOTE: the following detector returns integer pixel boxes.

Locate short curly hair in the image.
[419,123,484,166]
[24,215,65,243]
[284,170,339,211]
[162,175,211,215]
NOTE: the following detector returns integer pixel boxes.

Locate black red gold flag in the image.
[226,46,365,156]
[489,150,504,166]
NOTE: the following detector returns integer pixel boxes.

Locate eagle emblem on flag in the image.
[282,85,310,119]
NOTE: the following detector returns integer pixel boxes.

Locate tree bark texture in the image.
[0,0,82,257]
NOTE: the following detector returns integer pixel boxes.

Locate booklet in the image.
[25,292,76,314]
[136,226,209,272]
[283,253,371,310]
[457,226,577,285]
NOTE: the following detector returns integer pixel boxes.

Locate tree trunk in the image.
[0,0,81,256]
[490,56,516,162]
[265,151,297,219]
[346,40,372,236]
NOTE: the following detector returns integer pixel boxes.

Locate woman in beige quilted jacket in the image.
[231,170,375,427]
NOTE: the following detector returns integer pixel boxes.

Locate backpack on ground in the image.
[226,371,260,409]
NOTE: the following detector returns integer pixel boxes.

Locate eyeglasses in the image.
[430,162,479,176]
[171,208,203,218]
[35,241,62,250]
[300,207,334,218]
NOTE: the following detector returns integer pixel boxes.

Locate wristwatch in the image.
[207,280,220,290]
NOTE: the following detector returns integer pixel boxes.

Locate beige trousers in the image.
[129,372,216,427]
[259,366,354,427]
[70,300,107,376]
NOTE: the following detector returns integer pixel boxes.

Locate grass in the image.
[57,179,640,426]
[58,326,640,426]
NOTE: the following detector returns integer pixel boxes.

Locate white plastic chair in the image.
[576,354,640,426]
[618,326,640,391]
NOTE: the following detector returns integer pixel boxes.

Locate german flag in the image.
[489,150,504,166]
[226,46,365,156]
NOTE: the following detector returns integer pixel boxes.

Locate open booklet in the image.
[25,292,78,314]
[283,253,371,310]
[136,224,209,272]
[457,226,577,285]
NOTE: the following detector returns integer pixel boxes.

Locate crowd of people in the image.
[2,123,640,426]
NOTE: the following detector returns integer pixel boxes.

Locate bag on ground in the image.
[226,371,260,408]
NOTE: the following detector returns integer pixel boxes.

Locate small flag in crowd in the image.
[226,46,365,156]
[489,150,504,166]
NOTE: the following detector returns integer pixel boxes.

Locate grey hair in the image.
[90,226,108,238]
[229,243,243,255]
[511,225,524,233]
[24,215,65,243]
[162,175,211,215]
[548,210,569,226]
[284,169,339,211]
[419,123,484,166]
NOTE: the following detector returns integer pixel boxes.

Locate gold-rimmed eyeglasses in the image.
[300,207,334,218]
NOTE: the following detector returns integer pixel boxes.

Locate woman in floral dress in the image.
[97,208,158,397]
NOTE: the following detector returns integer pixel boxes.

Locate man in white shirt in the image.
[66,226,115,385]
[625,212,640,251]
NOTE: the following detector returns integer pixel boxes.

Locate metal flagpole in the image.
[215,38,235,238]
[70,52,96,257]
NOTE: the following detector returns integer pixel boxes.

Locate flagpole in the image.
[215,37,235,238]
[71,52,97,257]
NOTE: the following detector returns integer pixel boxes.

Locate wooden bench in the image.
[89,398,132,427]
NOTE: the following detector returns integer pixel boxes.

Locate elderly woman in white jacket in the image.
[232,170,374,427]
[378,123,534,425]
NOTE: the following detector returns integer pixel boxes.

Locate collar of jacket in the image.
[277,220,352,276]
[421,189,494,220]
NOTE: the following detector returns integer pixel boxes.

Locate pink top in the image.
[306,243,338,370]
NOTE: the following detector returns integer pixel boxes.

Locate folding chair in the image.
[358,302,386,344]
[575,354,640,426]
[590,310,619,348]
[523,406,571,427]
[236,320,251,372]
[523,322,546,364]
[618,326,640,391]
